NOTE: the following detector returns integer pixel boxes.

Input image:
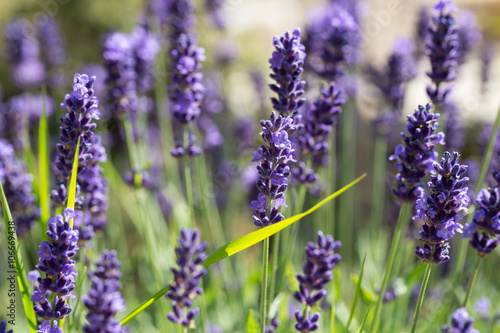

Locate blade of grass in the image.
[0,180,37,332]
[358,303,373,333]
[345,253,367,333]
[38,85,50,237]
[247,309,259,333]
[67,136,81,228]
[410,263,432,333]
[120,173,367,325]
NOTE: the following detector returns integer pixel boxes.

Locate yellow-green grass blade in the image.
[67,136,81,228]
[246,309,259,333]
[345,253,367,333]
[204,173,367,267]
[120,173,367,326]
[0,180,37,332]
[358,303,373,333]
[38,85,50,237]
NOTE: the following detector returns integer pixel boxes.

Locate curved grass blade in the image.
[38,85,50,237]
[345,253,367,333]
[358,303,373,333]
[204,173,367,266]
[246,309,259,333]
[67,136,81,228]
[120,173,367,326]
[0,180,37,332]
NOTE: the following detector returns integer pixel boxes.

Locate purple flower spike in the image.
[414,151,470,264]
[36,321,63,333]
[463,160,500,256]
[166,228,208,329]
[390,103,445,203]
[425,0,459,105]
[0,320,13,333]
[456,11,482,66]
[251,112,296,227]
[32,208,79,321]
[83,250,126,333]
[294,231,341,332]
[442,307,479,333]
[269,28,306,117]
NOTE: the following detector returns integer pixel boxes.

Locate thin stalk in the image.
[267,232,280,314]
[410,263,432,333]
[260,237,270,333]
[454,104,500,276]
[38,85,50,237]
[124,119,141,174]
[463,256,481,307]
[371,202,412,333]
[183,126,194,227]
[369,133,388,233]
[327,129,337,236]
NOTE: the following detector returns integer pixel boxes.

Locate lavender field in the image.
[0,0,499,332]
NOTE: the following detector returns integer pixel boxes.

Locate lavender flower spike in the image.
[269,28,306,117]
[83,250,126,333]
[442,307,479,333]
[390,103,445,203]
[31,208,79,322]
[414,152,470,264]
[294,231,341,332]
[463,162,500,256]
[425,0,459,105]
[166,228,208,328]
[0,320,13,333]
[251,112,296,227]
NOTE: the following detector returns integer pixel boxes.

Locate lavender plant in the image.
[0,320,13,333]
[166,228,208,328]
[83,250,126,333]
[442,307,479,333]
[31,208,79,329]
[294,231,341,332]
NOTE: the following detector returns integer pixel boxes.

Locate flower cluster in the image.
[425,0,459,105]
[414,152,470,264]
[305,4,359,81]
[390,103,445,202]
[442,307,479,333]
[251,112,296,227]
[31,209,79,323]
[0,140,39,236]
[166,228,208,328]
[297,82,345,166]
[103,32,138,118]
[269,28,306,117]
[51,74,100,206]
[205,0,226,29]
[0,320,13,333]
[463,164,500,256]
[294,231,341,332]
[3,19,45,89]
[83,249,126,333]
[129,26,160,94]
[456,11,482,66]
[168,33,206,157]
[37,16,66,88]
[415,6,430,60]
[164,0,195,40]
[368,38,417,114]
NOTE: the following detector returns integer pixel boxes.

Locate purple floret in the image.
[442,307,479,333]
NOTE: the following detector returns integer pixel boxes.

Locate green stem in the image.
[124,119,140,174]
[463,256,481,307]
[410,263,432,333]
[38,85,50,237]
[371,202,412,333]
[369,133,388,233]
[183,126,194,227]
[455,105,500,277]
[260,237,270,333]
[327,129,337,237]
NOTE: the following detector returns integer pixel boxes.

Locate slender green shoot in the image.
[410,263,432,333]
[371,202,412,333]
[38,85,50,237]
[183,126,194,227]
[260,237,270,333]
[345,253,367,333]
[0,179,37,332]
[67,137,81,228]
[358,303,373,333]
[463,256,482,307]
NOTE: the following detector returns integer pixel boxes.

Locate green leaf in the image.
[69,265,87,332]
[38,85,50,237]
[358,303,373,333]
[67,136,81,228]
[246,309,259,333]
[120,173,366,326]
[204,173,367,266]
[0,180,37,332]
[345,253,367,333]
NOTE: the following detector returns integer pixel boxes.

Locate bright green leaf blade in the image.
[38,85,50,237]
[0,180,37,332]
[246,309,259,333]
[67,136,81,228]
[358,303,373,333]
[119,173,367,326]
[346,253,367,333]
[204,173,367,267]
